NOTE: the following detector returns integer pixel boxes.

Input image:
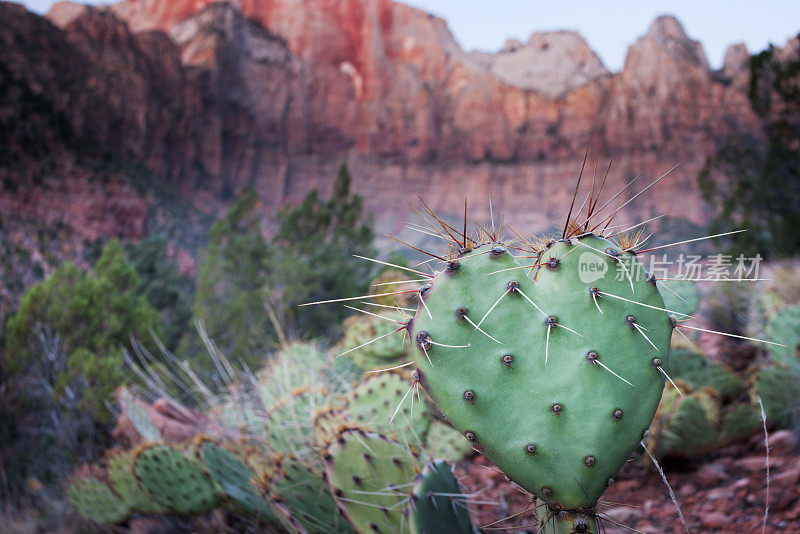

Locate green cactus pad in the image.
[324,429,419,533]
[134,444,221,514]
[271,455,354,533]
[266,385,329,458]
[423,420,473,463]
[121,389,160,442]
[345,371,431,447]
[721,403,762,441]
[669,348,745,397]
[766,304,800,369]
[754,365,800,429]
[408,460,475,534]
[68,476,129,524]
[197,440,278,523]
[107,450,165,514]
[312,407,352,446]
[338,313,409,370]
[411,236,671,510]
[652,384,722,457]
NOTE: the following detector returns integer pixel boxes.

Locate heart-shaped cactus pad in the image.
[410,234,672,511]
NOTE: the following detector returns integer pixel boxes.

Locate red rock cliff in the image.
[18,0,771,236]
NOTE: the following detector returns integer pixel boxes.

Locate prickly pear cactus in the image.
[754,365,800,428]
[312,407,352,446]
[651,383,722,457]
[408,460,475,534]
[411,235,672,512]
[338,313,409,370]
[423,419,473,462]
[133,444,221,514]
[107,450,165,514]
[765,304,800,369]
[120,388,161,442]
[668,348,745,397]
[68,476,129,524]
[345,371,430,445]
[324,429,419,533]
[269,454,354,534]
[196,439,278,523]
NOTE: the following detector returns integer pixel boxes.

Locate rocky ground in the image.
[458,430,800,533]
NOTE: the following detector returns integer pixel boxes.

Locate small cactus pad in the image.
[197,440,278,523]
[312,407,352,446]
[68,476,129,524]
[408,460,475,534]
[266,385,328,457]
[766,304,800,369]
[754,365,800,429]
[668,348,745,397]
[271,455,354,533]
[423,420,473,463]
[345,371,430,446]
[324,429,420,533]
[411,236,671,509]
[121,389,160,442]
[651,383,722,457]
[133,444,220,514]
[338,313,409,370]
[107,450,164,514]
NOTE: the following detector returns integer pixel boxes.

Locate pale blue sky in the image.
[19,0,799,70]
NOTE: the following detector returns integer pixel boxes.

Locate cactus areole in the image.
[410,235,672,527]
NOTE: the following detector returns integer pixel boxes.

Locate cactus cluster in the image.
[69,170,793,532]
[69,343,475,532]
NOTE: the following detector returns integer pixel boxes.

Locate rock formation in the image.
[1,0,785,247]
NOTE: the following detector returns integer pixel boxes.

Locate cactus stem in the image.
[540,505,601,534]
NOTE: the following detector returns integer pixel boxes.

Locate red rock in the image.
[737,455,770,471]
[702,512,729,529]
[770,430,799,454]
[695,464,729,488]
[772,466,800,488]
[39,1,782,237]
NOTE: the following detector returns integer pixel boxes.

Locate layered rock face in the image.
[3,0,772,242]
[100,2,764,231]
